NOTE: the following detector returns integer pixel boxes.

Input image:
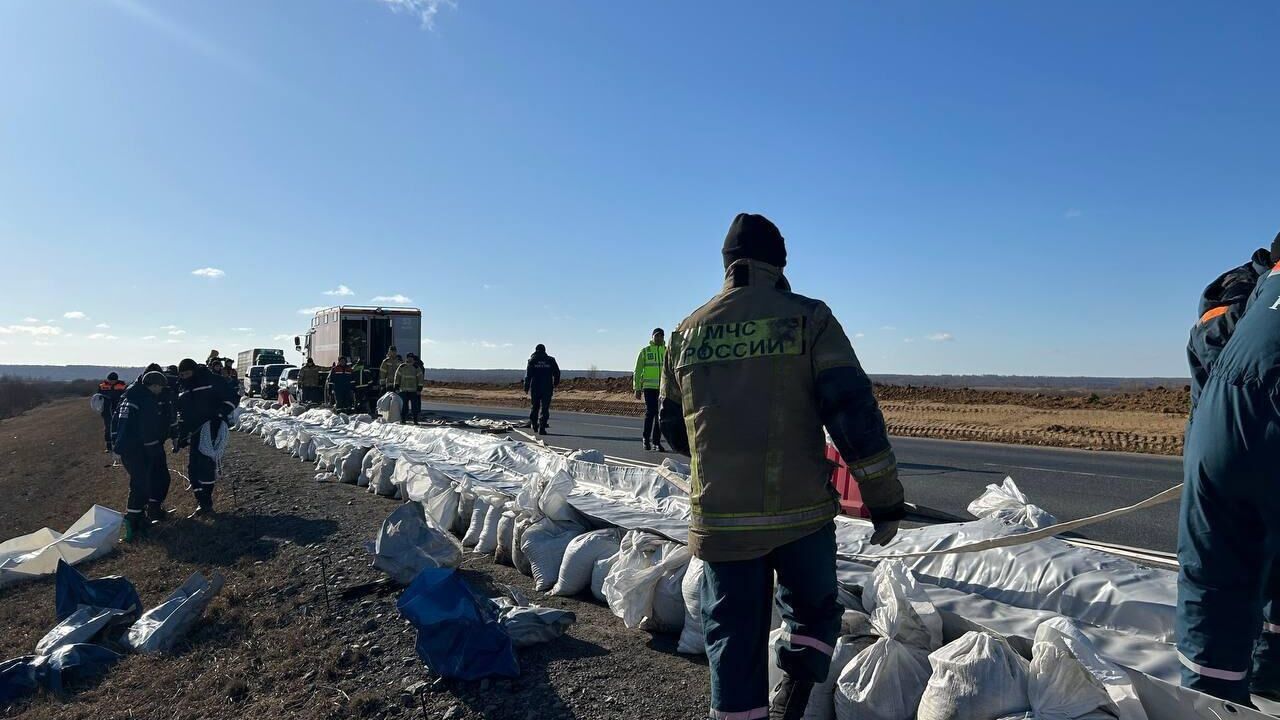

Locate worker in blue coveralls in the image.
[113,371,171,540]
[1178,239,1280,706]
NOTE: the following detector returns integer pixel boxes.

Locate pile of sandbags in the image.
[601,530,690,632]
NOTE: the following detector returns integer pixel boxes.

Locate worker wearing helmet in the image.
[379,347,402,396]
[394,352,424,424]
[659,213,904,720]
[1179,240,1280,705]
[95,372,128,453]
[634,328,667,451]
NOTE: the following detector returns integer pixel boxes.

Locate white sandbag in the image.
[339,446,371,484]
[967,477,1057,529]
[652,561,688,633]
[289,404,306,416]
[591,555,614,601]
[89,394,106,414]
[0,506,124,588]
[422,481,461,532]
[835,561,935,720]
[567,449,605,464]
[455,492,476,538]
[494,512,517,566]
[550,529,623,597]
[367,452,398,497]
[474,500,506,555]
[769,633,877,720]
[126,572,226,654]
[677,557,706,654]
[512,515,533,577]
[377,392,402,423]
[461,502,488,548]
[366,502,464,584]
[315,444,343,473]
[358,450,375,488]
[515,469,579,526]
[1024,617,1148,720]
[917,631,1030,720]
[521,517,585,592]
[861,560,943,651]
[602,530,691,630]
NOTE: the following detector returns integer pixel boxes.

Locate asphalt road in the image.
[422,401,1184,553]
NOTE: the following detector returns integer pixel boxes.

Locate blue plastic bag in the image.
[0,644,121,703]
[397,568,519,680]
[54,560,141,623]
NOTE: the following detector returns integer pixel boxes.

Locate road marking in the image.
[982,462,1155,483]
[574,421,641,431]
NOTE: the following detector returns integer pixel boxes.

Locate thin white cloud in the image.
[298,306,327,315]
[63,311,87,320]
[476,341,513,349]
[87,333,120,341]
[232,327,254,332]
[371,294,413,304]
[881,326,896,332]
[141,335,158,341]
[95,323,111,329]
[164,339,181,344]
[33,341,53,347]
[21,317,38,323]
[168,329,187,336]
[374,0,457,30]
[854,332,866,339]
[1064,208,1082,219]
[273,334,294,341]
[423,337,439,345]
[324,284,355,297]
[903,338,915,344]
[596,329,609,334]
[191,267,225,278]
[927,332,955,342]
[104,0,263,81]
[0,324,63,336]
[159,325,179,330]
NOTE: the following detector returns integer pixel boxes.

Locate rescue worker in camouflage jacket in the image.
[659,213,904,720]
[1179,233,1280,706]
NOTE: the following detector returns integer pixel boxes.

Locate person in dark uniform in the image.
[176,358,237,518]
[1187,238,1277,415]
[113,371,171,540]
[352,359,377,415]
[1179,244,1280,705]
[327,357,355,411]
[523,344,561,435]
[95,372,128,453]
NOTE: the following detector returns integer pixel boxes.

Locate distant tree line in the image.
[0,376,99,421]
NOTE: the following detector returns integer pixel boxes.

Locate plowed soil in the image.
[0,399,709,719]
[424,380,1189,456]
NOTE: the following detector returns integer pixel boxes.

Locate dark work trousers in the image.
[701,522,841,719]
[399,391,421,423]
[100,410,114,450]
[530,391,553,431]
[188,421,221,510]
[301,386,323,404]
[334,388,354,411]
[642,389,662,444]
[1177,375,1280,704]
[122,444,170,516]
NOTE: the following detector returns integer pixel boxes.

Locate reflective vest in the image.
[634,343,666,392]
[394,363,423,392]
[380,356,402,388]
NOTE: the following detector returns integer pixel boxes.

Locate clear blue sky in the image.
[2,0,1276,376]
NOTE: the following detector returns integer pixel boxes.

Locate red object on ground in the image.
[827,443,870,518]
[279,390,291,406]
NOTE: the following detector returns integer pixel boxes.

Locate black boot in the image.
[123,513,149,542]
[643,439,653,451]
[768,676,814,720]
[146,501,168,523]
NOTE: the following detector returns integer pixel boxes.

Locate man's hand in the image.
[869,520,899,547]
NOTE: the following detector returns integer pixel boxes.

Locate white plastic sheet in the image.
[36,606,128,655]
[602,531,691,630]
[0,506,123,589]
[126,572,226,654]
[377,392,402,423]
[367,503,463,583]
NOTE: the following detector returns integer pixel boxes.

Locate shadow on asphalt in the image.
[898,461,1005,477]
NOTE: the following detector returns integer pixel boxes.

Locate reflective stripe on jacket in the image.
[634,343,666,392]
[394,363,423,392]
[380,356,402,387]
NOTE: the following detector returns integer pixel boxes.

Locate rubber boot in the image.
[643,439,653,451]
[123,513,147,542]
[768,676,814,720]
[146,501,167,523]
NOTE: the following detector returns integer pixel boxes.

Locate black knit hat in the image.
[178,358,198,373]
[722,213,786,269]
[107,372,118,381]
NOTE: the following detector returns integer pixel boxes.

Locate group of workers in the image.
[289,349,425,422]
[95,354,239,540]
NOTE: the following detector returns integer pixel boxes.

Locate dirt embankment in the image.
[0,399,708,720]
[424,380,1190,456]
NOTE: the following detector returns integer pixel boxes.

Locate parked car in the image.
[244,365,266,397]
[279,367,301,400]
[261,363,297,399]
